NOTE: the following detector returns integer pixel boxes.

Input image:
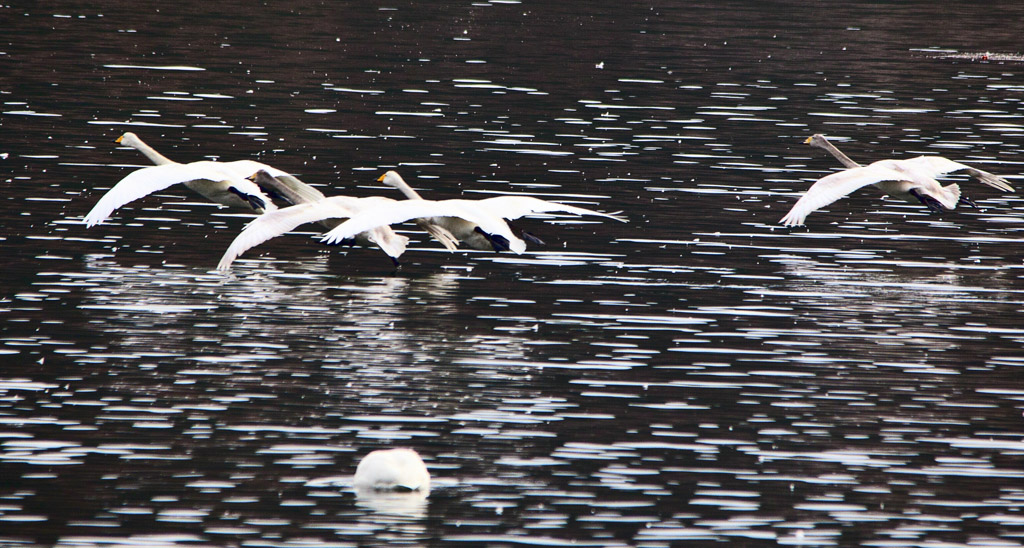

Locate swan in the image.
[84,132,318,227]
[215,170,468,269]
[377,171,551,251]
[353,448,430,493]
[217,187,409,270]
[781,135,1014,226]
[319,193,627,254]
[115,131,327,206]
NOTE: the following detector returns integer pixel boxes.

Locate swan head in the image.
[115,132,143,147]
[804,134,833,149]
[246,169,278,187]
[353,448,430,493]
[377,170,407,189]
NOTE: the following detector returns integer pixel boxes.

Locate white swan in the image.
[216,170,469,269]
[116,131,328,206]
[332,172,626,253]
[83,132,318,227]
[353,448,430,493]
[781,136,1014,226]
[217,191,409,270]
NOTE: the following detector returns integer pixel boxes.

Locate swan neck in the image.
[819,139,859,169]
[132,138,174,165]
[390,175,424,200]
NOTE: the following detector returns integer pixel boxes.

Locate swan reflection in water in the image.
[768,257,1022,366]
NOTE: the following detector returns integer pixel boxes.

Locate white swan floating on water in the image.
[780,134,1014,227]
[353,448,430,493]
[83,132,322,227]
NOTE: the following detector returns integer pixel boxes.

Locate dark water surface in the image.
[4,2,1024,546]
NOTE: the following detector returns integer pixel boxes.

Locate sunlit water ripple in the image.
[4,1,1024,547]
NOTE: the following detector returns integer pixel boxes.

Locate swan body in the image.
[782,136,1014,226]
[353,448,430,493]
[217,192,409,270]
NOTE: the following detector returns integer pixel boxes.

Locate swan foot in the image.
[908,189,946,213]
[958,195,978,208]
[228,186,267,211]
[521,230,545,246]
[475,227,511,252]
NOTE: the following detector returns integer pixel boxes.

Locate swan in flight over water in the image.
[83,132,321,227]
[353,448,430,493]
[780,134,1014,226]
[217,170,472,269]
[216,179,410,269]
[326,171,626,253]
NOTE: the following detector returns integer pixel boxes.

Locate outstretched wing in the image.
[218,197,365,270]
[83,163,224,227]
[320,199,526,254]
[224,161,328,205]
[897,156,1014,193]
[474,196,627,223]
[780,164,909,227]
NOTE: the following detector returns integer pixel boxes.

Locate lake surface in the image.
[3,1,1024,546]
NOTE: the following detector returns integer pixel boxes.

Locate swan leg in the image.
[475,227,511,252]
[228,186,267,211]
[908,189,946,213]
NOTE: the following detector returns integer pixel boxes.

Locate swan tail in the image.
[418,221,460,251]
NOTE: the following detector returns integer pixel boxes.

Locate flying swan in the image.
[780,134,1014,226]
[319,191,627,254]
[353,448,430,493]
[216,170,474,269]
[83,132,321,227]
[217,189,409,269]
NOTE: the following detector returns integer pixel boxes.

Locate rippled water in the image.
[4,1,1024,546]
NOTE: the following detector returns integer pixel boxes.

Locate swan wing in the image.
[222,161,328,205]
[475,196,628,222]
[217,196,366,270]
[321,199,526,254]
[780,164,908,226]
[83,163,235,227]
[364,226,409,261]
[896,156,1014,193]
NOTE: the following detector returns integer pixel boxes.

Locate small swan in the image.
[323,175,627,253]
[84,132,314,227]
[217,184,409,269]
[781,135,1014,226]
[353,448,430,493]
